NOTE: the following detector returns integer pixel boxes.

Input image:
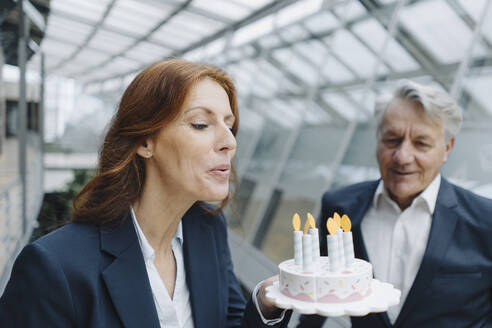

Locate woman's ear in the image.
[136,139,153,159]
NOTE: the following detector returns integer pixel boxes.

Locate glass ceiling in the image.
[22,0,492,178]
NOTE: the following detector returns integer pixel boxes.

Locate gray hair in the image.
[375,80,463,142]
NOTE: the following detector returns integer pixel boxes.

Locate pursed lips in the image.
[209,164,231,178]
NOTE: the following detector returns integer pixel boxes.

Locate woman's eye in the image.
[191,123,208,130]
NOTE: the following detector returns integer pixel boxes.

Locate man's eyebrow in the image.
[381,130,400,137]
[414,134,433,140]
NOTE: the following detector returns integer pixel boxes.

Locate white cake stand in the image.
[265,279,401,317]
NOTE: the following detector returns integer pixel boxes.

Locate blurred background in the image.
[1,0,491,326]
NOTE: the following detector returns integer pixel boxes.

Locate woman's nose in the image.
[217,126,236,152]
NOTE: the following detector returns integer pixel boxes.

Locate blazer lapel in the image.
[345,181,392,327]
[182,207,221,328]
[335,181,379,263]
[348,190,374,263]
[394,179,459,327]
[100,216,160,328]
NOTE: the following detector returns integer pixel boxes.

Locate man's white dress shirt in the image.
[361,174,441,324]
[131,208,194,328]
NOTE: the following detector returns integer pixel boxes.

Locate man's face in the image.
[377,99,454,209]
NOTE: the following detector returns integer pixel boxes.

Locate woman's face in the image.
[141,78,237,202]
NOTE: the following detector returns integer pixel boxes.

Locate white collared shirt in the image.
[131,208,194,328]
[131,208,283,326]
[361,174,441,324]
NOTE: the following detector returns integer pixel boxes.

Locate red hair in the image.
[73,59,239,224]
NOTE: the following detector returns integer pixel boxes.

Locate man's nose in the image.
[393,141,414,165]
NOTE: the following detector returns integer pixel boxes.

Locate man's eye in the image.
[191,123,208,130]
[415,141,430,148]
[384,139,400,145]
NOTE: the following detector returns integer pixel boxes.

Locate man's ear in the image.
[136,139,154,159]
[443,137,455,162]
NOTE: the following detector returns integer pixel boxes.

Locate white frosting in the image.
[279,257,372,303]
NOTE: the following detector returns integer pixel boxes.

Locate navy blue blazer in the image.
[0,203,291,328]
[299,178,492,328]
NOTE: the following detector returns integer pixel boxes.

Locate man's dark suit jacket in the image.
[298,178,492,328]
[0,203,291,327]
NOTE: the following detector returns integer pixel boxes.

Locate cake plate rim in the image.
[265,279,401,317]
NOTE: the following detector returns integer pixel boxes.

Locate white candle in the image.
[302,234,313,272]
[327,234,340,272]
[337,228,346,269]
[293,230,303,266]
[340,214,354,268]
[309,227,320,263]
[343,231,355,267]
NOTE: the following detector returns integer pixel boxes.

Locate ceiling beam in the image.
[83,0,300,85]
[48,0,117,73]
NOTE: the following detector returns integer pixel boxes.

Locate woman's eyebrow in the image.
[184,106,211,114]
[185,106,235,123]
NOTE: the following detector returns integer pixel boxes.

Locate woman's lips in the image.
[209,164,231,179]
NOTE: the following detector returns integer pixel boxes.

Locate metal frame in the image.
[0,0,47,294]
[72,0,193,77]
[17,0,28,234]
[82,0,300,84]
[48,0,118,72]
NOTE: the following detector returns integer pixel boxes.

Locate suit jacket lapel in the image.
[348,189,375,263]
[182,206,221,328]
[100,216,160,328]
[335,181,379,263]
[345,181,392,327]
[394,179,459,327]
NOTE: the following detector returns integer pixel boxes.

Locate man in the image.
[298,80,492,327]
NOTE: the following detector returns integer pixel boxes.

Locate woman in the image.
[0,59,291,327]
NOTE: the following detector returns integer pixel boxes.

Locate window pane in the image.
[51,0,109,23]
[246,120,290,179]
[329,30,389,78]
[279,124,347,194]
[271,48,320,85]
[332,124,380,189]
[88,30,134,54]
[304,11,338,34]
[191,0,251,20]
[125,41,171,63]
[259,193,316,263]
[399,0,487,64]
[353,18,419,72]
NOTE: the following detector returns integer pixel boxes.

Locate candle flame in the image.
[341,214,352,232]
[292,213,301,231]
[307,212,316,229]
[303,218,311,234]
[326,218,339,235]
[333,212,341,226]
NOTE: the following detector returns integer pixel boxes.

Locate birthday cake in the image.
[278,213,373,303]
